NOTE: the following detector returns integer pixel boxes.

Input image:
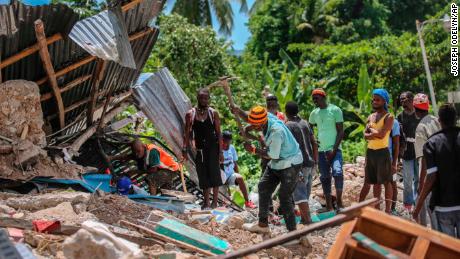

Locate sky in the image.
[0,0,254,50]
[164,0,254,50]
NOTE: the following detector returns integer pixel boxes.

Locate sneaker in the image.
[245,200,257,209]
[243,223,270,234]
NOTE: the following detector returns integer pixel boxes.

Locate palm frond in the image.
[210,0,234,36]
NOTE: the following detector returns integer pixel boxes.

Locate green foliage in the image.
[171,0,248,36]
[52,0,104,16]
[145,14,231,99]
[341,139,366,163]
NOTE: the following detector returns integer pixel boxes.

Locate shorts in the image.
[365,148,392,184]
[292,167,314,204]
[195,145,223,189]
[225,173,242,186]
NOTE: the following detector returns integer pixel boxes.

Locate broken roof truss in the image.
[0,0,165,145]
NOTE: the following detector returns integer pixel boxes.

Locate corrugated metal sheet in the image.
[0,0,164,141]
[69,7,136,69]
[132,68,199,184]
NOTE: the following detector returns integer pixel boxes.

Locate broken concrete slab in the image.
[27,201,97,225]
[63,220,144,259]
[6,191,90,211]
[0,80,46,147]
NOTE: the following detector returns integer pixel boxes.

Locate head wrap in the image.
[413,93,430,111]
[248,106,268,126]
[311,88,326,97]
[117,176,132,195]
[372,88,390,111]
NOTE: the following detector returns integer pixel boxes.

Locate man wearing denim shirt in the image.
[309,88,344,211]
[239,106,303,234]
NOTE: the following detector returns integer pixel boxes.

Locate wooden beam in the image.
[0,33,62,70]
[35,28,155,86]
[36,56,95,86]
[34,19,66,129]
[67,103,129,156]
[121,0,144,12]
[87,59,107,127]
[129,28,154,41]
[0,0,146,71]
[40,74,92,101]
[215,198,379,259]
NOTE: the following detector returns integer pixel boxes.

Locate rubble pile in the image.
[0,155,411,259]
[0,80,90,181]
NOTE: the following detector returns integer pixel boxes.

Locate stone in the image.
[269,246,293,259]
[28,201,97,225]
[228,215,245,229]
[0,204,15,214]
[6,192,90,211]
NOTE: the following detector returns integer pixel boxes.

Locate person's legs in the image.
[277,165,299,231]
[203,188,211,209]
[373,184,382,210]
[306,168,313,200]
[383,182,393,213]
[293,167,312,224]
[235,175,250,202]
[211,187,219,208]
[318,152,333,211]
[402,159,415,207]
[258,168,280,227]
[436,211,457,238]
[359,183,371,202]
[391,180,397,212]
[331,150,344,208]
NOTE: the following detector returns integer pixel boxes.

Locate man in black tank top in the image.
[182,88,224,209]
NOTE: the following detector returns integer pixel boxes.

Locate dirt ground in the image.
[86,194,163,225]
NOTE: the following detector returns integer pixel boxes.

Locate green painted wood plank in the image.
[154,218,230,254]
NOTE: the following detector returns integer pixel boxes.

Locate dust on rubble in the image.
[86,194,162,225]
[0,80,86,180]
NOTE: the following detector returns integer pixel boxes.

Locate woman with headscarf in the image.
[359,88,395,214]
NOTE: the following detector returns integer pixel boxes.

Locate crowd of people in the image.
[113,86,459,240]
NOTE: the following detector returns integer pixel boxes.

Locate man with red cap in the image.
[412,93,441,227]
[309,88,344,211]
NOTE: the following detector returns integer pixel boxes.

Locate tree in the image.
[52,0,105,16]
[170,0,248,36]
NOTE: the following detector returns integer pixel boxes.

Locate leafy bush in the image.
[341,139,366,163]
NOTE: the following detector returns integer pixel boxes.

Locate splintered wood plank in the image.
[86,58,107,127]
[40,74,92,101]
[409,237,430,258]
[360,207,460,254]
[327,219,358,259]
[0,33,62,70]
[34,19,65,129]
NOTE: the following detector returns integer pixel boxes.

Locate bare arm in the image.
[310,131,319,163]
[232,106,249,123]
[369,114,394,139]
[392,135,400,172]
[182,111,192,159]
[213,110,223,155]
[413,158,435,219]
[234,162,239,173]
[418,157,427,193]
[333,122,344,152]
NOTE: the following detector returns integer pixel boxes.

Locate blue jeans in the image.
[436,210,460,238]
[318,149,343,195]
[293,167,314,204]
[402,159,419,205]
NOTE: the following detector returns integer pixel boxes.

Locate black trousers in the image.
[258,164,300,231]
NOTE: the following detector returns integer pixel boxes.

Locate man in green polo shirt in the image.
[309,88,345,211]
